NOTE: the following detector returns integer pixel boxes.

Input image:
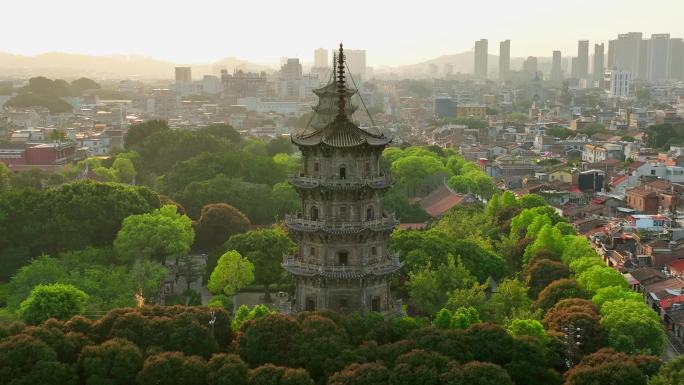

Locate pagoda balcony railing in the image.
[282,253,403,276]
[284,213,397,232]
[288,173,393,190]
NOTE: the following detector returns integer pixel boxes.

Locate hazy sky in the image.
[3,0,683,66]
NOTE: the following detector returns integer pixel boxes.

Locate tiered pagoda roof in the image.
[293,44,390,148]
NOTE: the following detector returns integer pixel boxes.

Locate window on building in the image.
[310,206,319,221]
[306,298,316,311]
[651,170,656,175]
[314,162,319,174]
[339,206,347,219]
[371,246,377,256]
[338,251,348,266]
[310,247,317,258]
[366,206,374,221]
[339,166,346,179]
[365,162,371,174]
[339,298,349,309]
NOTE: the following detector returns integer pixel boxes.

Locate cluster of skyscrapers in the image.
[472,32,684,84]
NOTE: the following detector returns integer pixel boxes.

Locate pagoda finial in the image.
[335,43,347,122]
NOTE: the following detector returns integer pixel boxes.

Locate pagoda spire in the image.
[335,43,347,122]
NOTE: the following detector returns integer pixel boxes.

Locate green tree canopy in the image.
[408,256,477,314]
[649,354,684,385]
[0,162,10,191]
[577,266,628,294]
[224,228,295,301]
[112,156,137,184]
[114,204,194,264]
[18,283,88,324]
[507,319,548,343]
[207,250,255,296]
[600,299,665,355]
[592,286,643,309]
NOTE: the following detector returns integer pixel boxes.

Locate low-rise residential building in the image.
[627,214,672,231]
[456,104,486,119]
[582,143,624,163]
[0,142,78,168]
[626,186,659,214]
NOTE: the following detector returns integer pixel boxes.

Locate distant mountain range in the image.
[0,51,551,80]
[376,52,536,75]
[0,52,273,80]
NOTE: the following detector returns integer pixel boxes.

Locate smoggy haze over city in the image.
[2,0,683,67]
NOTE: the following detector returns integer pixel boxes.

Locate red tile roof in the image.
[660,294,684,310]
[419,184,470,218]
[628,161,645,171]
[610,174,629,187]
[669,260,684,273]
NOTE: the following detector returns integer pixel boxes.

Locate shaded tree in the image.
[70,77,100,94]
[78,338,143,385]
[237,313,303,367]
[524,259,570,298]
[535,279,590,311]
[124,120,169,149]
[194,203,251,252]
[390,349,449,385]
[247,364,314,385]
[207,354,249,385]
[441,361,514,385]
[543,298,606,355]
[136,352,207,385]
[224,228,295,302]
[328,363,390,385]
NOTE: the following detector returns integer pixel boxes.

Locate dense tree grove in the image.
[0,180,161,281]
[0,128,672,385]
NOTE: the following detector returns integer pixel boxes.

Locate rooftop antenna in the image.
[335,43,347,122]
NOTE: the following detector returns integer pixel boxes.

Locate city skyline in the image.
[2,0,683,67]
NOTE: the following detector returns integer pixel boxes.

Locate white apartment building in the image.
[608,68,631,98]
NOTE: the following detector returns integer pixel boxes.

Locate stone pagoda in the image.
[283,44,402,314]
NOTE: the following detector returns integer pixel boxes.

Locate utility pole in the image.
[208,310,216,339]
[563,324,583,368]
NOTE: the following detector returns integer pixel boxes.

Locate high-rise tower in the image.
[593,43,605,81]
[474,39,488,79]
[284,44,401,314]
[551,51,563,81]
[573,40,589,78]
[499,40,510,81]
